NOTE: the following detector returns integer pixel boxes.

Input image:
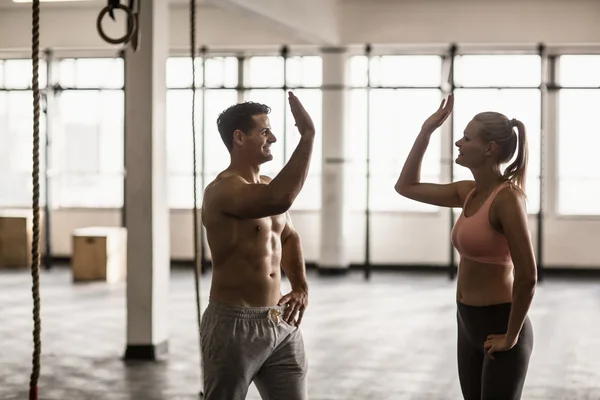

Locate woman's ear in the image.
[486,141,498,157]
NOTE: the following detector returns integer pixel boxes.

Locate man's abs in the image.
[205,211,287,307]
[210,260,282,307]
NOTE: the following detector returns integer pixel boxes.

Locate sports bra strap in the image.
[462,187,475,209]
[486,182,510,206]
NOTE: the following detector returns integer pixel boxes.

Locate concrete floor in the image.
[2,266,600,400]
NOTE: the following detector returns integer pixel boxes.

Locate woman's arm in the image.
[496,187,537,342]
[395,130,473,208]
[395,93,473,208]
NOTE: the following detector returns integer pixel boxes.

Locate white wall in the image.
[1,0,599,268]
[0,4,307,52]
[342,0,600,46]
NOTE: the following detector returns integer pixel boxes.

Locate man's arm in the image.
[215,93,316,220]
[280,212,308,293]
[278,212,309,325]
[213,144,311,220]
[262,174,308,292]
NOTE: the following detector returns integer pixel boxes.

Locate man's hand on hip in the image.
[278,289,308,327]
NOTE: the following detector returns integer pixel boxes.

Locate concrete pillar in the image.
[319,48,350,272]
[123,0,170,360]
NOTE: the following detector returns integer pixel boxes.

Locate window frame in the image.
[451,53,544,216]
[4,46,598,218]
[348,53,447,214]
[0,58,49,208]
[554,54,600,217]
[51,56,126,209]
[166,52,324,211]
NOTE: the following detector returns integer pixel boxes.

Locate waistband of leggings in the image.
[206,298,286,319]
[457,300,512,315]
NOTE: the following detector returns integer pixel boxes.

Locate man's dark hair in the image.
[217,102,271,152]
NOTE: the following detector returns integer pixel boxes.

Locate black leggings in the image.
[457,301,534,400]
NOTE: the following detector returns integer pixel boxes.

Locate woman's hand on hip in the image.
[483,333,518,360]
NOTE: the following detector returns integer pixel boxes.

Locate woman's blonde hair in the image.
[473,112,528,191]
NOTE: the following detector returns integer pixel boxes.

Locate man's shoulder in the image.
[208,172,246,190]
[205,171,271,202]
[259,175,273,184]
[205,172,256,203]
[203,173,244,218]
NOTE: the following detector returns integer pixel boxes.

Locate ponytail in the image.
[502,119,528,191]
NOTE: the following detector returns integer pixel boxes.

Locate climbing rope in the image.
[29,0,42,399]
[189,0,204,393]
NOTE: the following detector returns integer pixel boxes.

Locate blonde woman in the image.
[395,94,536,399]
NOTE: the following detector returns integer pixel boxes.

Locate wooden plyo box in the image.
[0,209,45,269]
[72,227,127,283]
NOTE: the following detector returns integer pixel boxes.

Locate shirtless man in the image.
[200,91,315,400]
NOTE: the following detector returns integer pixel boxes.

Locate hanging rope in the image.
[29,0,42,399]
[189,0,203,393]
[363,43,372,281]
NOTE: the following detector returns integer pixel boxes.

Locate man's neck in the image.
[229,158,261,184]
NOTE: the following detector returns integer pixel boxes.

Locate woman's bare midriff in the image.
[456,257,514,306]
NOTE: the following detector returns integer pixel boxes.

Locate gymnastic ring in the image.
[96,5,137,45]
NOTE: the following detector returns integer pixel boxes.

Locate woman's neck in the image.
[471,167,504,195]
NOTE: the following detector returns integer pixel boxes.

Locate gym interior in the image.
[1,0,600,399]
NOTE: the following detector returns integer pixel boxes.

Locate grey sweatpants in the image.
[200,299,308,400]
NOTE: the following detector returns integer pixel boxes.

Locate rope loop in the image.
[96,4,137,47]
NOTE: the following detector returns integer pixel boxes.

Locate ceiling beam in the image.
[206,0,340,45]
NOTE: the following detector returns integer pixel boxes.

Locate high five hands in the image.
[288,91,315,138]
[421,93,454,135]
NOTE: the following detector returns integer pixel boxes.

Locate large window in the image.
[166,56,238,209]
[166,55,323,210]
[452,55,542,214]
[244,55,323,210]
[204,88,240,185]
[54,57,124,207]
[165,57,204,209]
[556,55,600,215]
[349,55,444,212]
[200,57,238,190]
[0,59,48,207]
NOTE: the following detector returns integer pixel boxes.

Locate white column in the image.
[318,48,350,273]
[123,0,170,360]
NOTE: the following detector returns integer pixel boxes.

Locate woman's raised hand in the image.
[421,93,454,135]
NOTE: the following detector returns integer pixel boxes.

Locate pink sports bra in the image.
[451,183,512,265]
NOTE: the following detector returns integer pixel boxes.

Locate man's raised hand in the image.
[288,91,315,138]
